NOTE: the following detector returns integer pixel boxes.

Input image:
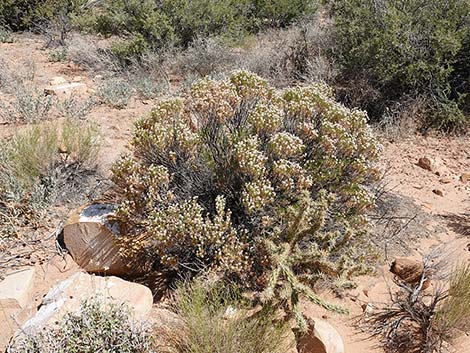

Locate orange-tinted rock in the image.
[62,204,129,275]
[296,318,344,353]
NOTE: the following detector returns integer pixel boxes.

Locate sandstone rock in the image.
[390,257,430,289]
[0,267,35,308]
[0,268,36,351]
[296,318,344,353]
[21,272,153,334]
[416,157,447,175]
[432,189,444,197]
[439,177,452,184]
[48,76,68,86]
[62,204,129,275]
[44,82,87,96]
[72,76,84,82]
[461,172,470,183]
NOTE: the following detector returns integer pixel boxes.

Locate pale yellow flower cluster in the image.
[190,79,240,122]
[234,136,268,178]
[242,179,275,213]
[229,69,271,99]
[272,159,312,191]
[248,102,282,134]
[268,132,305,159]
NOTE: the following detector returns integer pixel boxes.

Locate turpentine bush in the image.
[331,0,470,131]
[112,71,381,327]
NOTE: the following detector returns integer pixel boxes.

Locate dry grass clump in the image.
[8,297,156,353]
[435,264,470,335]
[0,119,100,217]
[159,278,292,353]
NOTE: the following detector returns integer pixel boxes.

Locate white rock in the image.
[44,82,87,96]
[48,76,68,86]
[21,272,153,334]
[0,267,35,351]
[0,267,35,308]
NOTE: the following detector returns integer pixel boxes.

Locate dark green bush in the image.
[83,0,175,50]
[112,71,381,327]
[0,0,85,31]
[331,0,470,130]
[79,0,317,52]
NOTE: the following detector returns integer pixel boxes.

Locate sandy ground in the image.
[1,33,469,352]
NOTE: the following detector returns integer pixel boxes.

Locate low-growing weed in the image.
[8,296,156,353]
[97,78,133,109]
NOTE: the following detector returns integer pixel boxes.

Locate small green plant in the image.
[0,84,54,123]
[8,296,156,353]
[47,47,67,62]
[113,71,381,327]
[60,94,96,120]
[0,120,100,216]
[159,278,292,353]
[0,25,13,43]
[133,77,169,100]
[97,78,133,109]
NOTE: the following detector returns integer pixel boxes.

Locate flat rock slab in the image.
[44,82,87,96]
[0,267,35,351]
[21,272,153,335]
[0,267,35,308]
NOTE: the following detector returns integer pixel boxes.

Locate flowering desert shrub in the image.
[112,70,381,327]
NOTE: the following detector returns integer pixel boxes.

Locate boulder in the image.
[390,257,430,289]
[44,82,87,96]
[461,172,470,183]
[62,204,129,275]
[21,272,153,334]
[432,189,444,197]
[416,156,448,176]
[296,318,344,353]
[0,267,35,351]
[48,76,68,86]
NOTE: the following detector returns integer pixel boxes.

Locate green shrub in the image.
[97,78,133,109]
[0,120,100,215]
[160,278,292,353]
[111,34,150,63]
[81,0,175,50]
[0,0,85,31]
[0,84,54,123]
[253,0,316,28]
[113,71,381,326]
[78,0,317,57]
[8,297,156,353]
[331,0,470,130]
[0,25,13,43]
[47,46,67,62]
